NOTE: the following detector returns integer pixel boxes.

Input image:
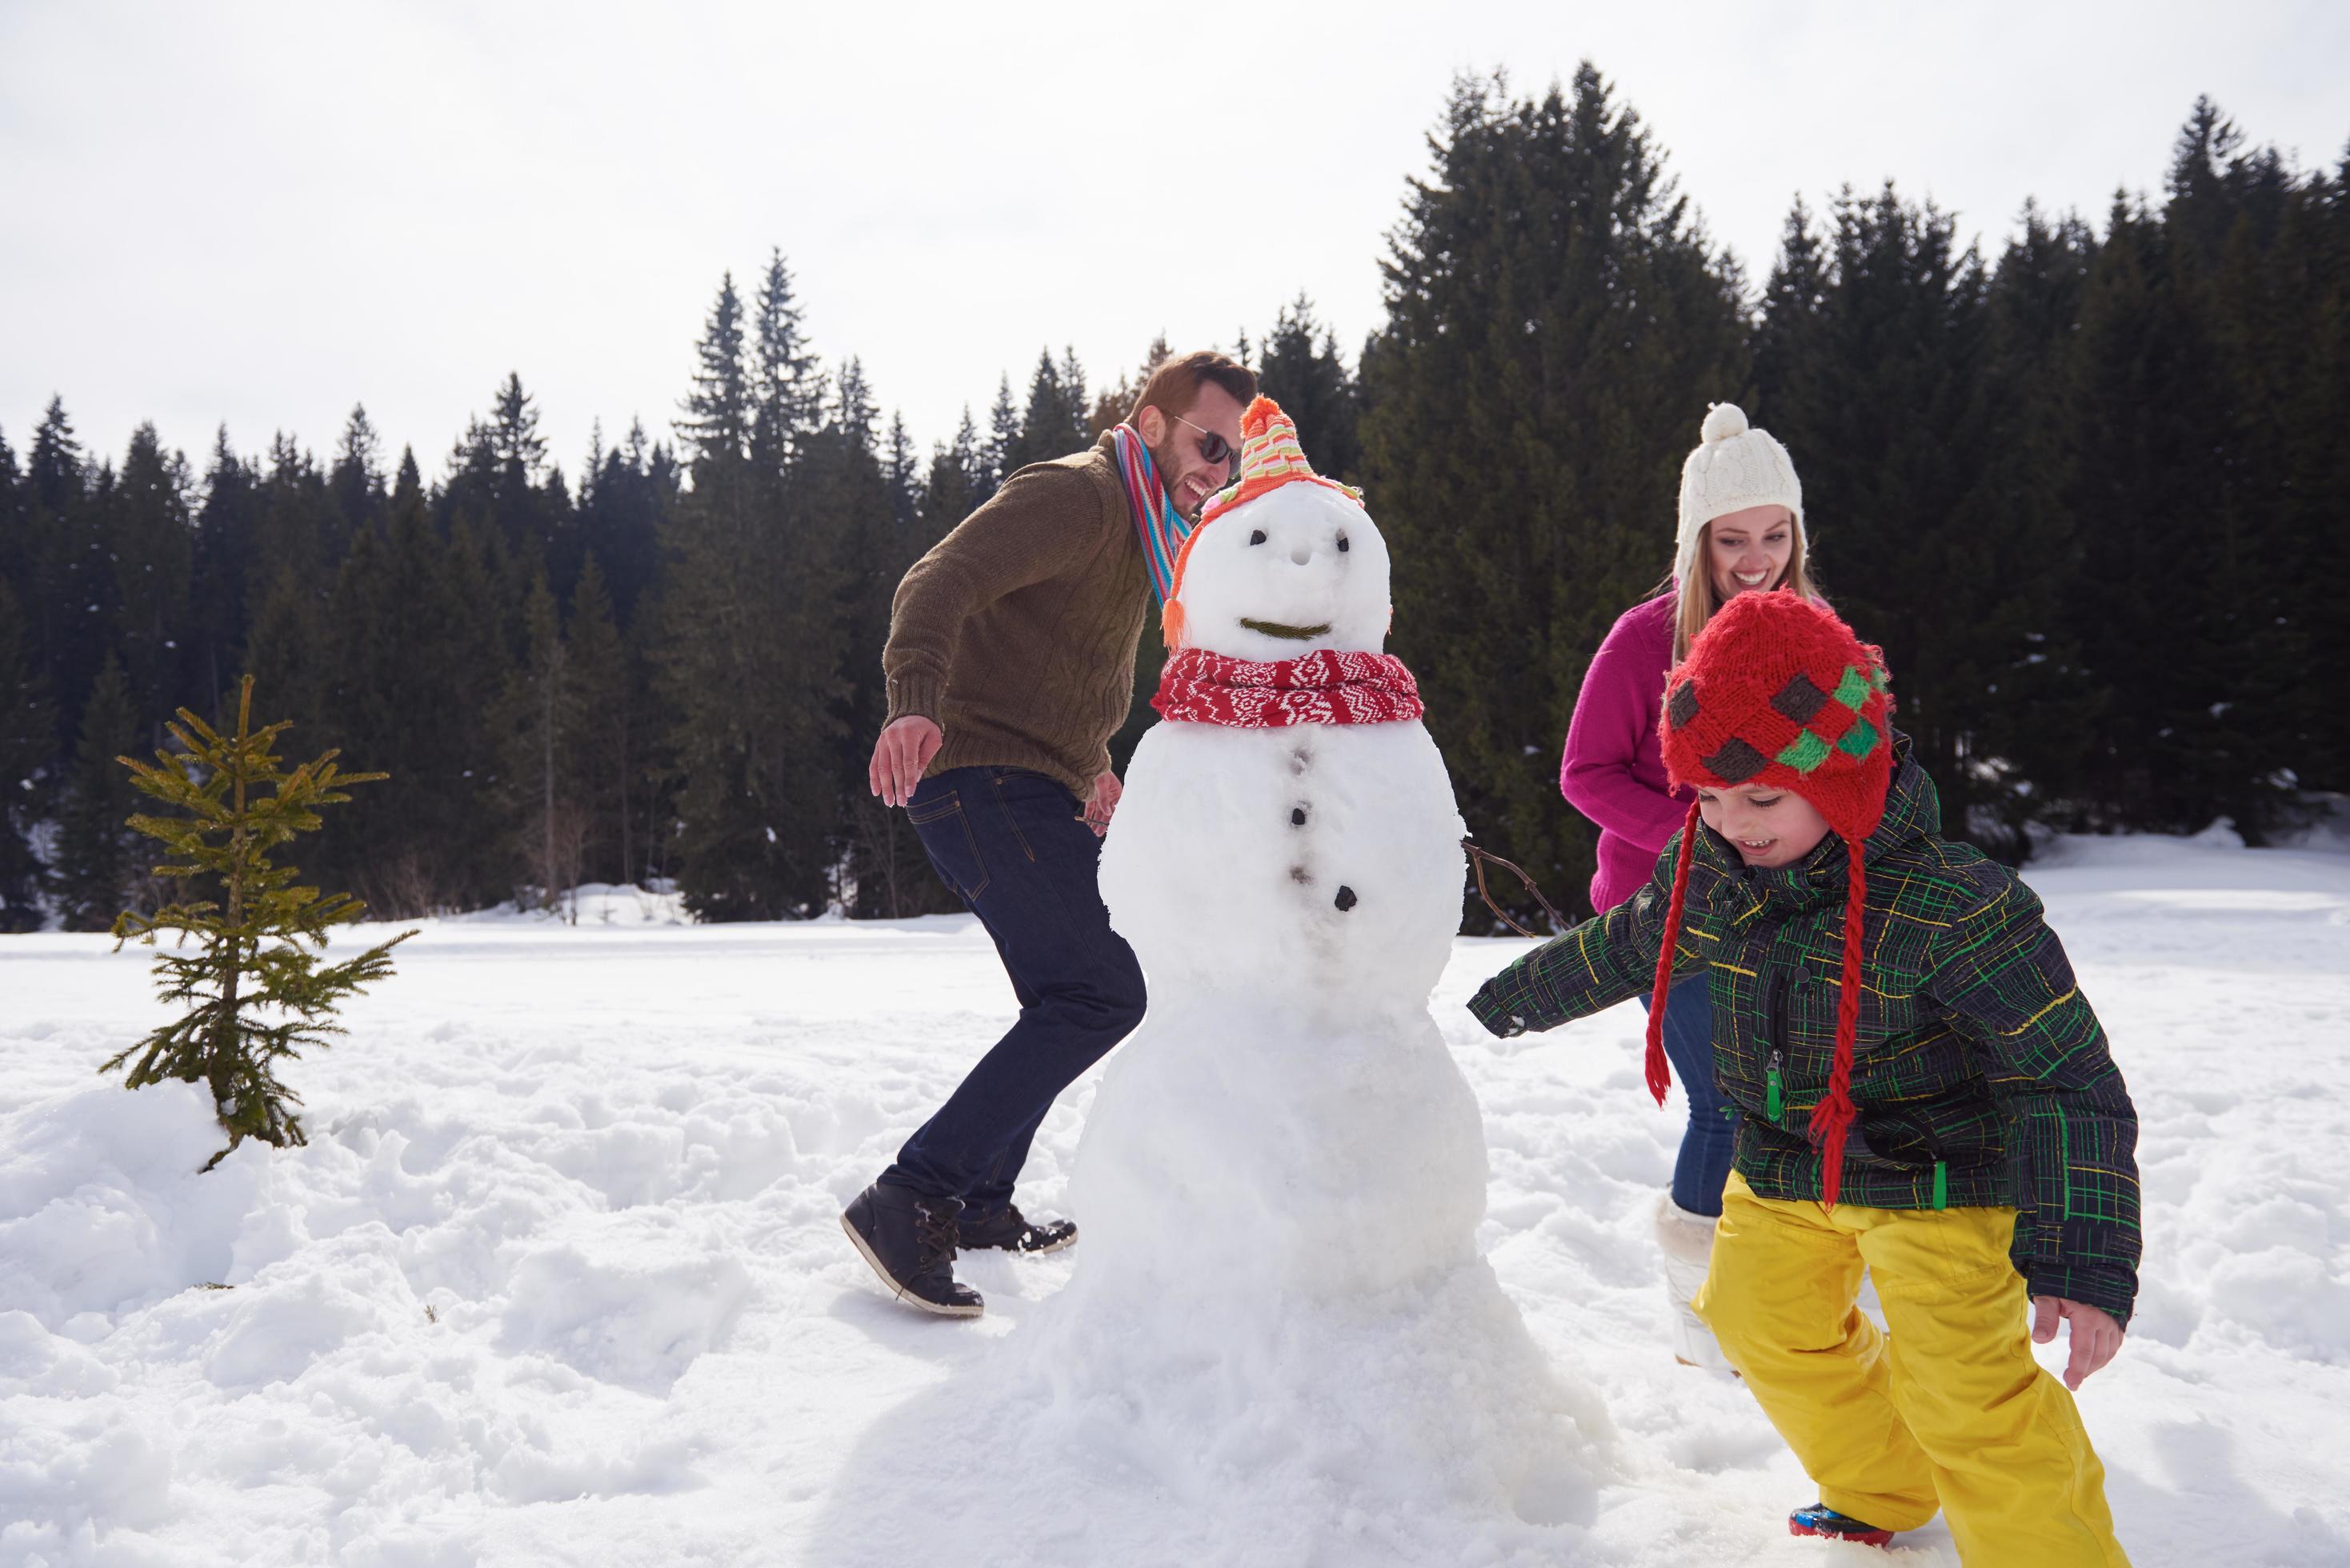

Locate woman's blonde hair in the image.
[1663,510,1820,662]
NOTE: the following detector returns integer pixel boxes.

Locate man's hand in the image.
[2032,1296,2125,1390]
[1083,770,1123,837]
[869,716,944,808]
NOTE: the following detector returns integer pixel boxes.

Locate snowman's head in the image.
[1162,398,1391,662]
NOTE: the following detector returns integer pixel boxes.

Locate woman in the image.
[1558,401,1818,1368]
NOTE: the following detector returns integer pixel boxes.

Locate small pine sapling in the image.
[103,676,415,1170]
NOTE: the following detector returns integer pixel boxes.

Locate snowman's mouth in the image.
[1241,618,1332,640]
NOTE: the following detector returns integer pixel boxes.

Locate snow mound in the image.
[498,1241,750,1394]
[446,882,694,926]
[0,1080,266,1330]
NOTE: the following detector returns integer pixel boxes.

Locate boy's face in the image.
[1695,782,1833,869]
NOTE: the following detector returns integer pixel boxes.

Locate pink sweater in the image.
[1560,593,1693,914]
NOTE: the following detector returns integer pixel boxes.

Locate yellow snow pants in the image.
[1693,1172,2130,1566]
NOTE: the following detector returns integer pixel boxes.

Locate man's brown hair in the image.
[1127,349,1257,423]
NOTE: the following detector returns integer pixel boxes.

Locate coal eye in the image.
[1336,534,1350,553]
[1248,530,1267,546]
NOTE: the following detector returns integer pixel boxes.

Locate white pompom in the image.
[1700,402,1749,444]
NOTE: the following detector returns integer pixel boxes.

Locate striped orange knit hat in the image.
[1651,590,1896,1207]
[1161,395,1361,648]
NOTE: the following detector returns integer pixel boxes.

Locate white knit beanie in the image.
[1674,402,1804,586]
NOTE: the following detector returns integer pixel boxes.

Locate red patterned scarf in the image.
[1151,647,1425,727]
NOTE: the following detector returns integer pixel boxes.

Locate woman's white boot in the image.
[1654,1190,1731,1371]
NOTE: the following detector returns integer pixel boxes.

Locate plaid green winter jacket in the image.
[1470,738,2141,1325]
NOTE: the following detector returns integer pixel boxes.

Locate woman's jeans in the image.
[1640,970,1735,1218]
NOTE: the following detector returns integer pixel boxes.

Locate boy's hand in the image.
[1466,978,1529,1040]
[2032,1297,2125,1390]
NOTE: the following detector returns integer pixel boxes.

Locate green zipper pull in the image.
[1932,1161,1948,1211]
[1765,1050,1784,1120]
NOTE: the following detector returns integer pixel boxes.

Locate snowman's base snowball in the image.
[1019,994,1615,1534]
[1029,1249,1613,1532]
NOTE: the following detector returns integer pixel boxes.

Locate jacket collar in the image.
[1693,733,1938,911]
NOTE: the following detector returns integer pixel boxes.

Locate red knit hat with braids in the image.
[1651,590,1895,1207]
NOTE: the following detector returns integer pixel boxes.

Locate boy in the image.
[1471,591,2136,1564]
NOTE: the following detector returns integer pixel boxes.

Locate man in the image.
[842,350,1256,1316]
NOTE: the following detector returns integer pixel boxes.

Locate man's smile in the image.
[1241,618,1333,640]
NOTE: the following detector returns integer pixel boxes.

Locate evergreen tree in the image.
[563,554,641,885]
[1060,346,1088,423]
[22,398,102,747]
[2194,114,2341,804]
[983,374,1020,496]
[1256,294,1361,480]
[190,428,262,712]
[496,572,584,910]
[1360,66,1749,927]
[26,397,84,511]
[1753,183,2055,854]
[318,475,513,916]
[2058,136,2304,838]
[0,425,24,589]
[103,675,411,1170]
[577,419,672,630]
[242,564,329,739]
[0,429,26,662]
[679,274,753,464]
[488,373,549,473]
[55,652,142,930]
[425,516,515,907]
[1004,348,1091,471]
[440,374,561,601]
[328,404,386,534]
[921,410,985,536]
[751,250,823,473]
[658,271,840,919]
[106,423,196,746]
[251,434,339,602]
[1964,202,2107,838]
[883,413,919,533]
[0,581,55,930]
[2299,147,2350,790]
[825,375,951,918]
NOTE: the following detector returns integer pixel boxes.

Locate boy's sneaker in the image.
[957,1202,1077,1255]
[1788,1503,1894,1547]
[840,1183,983,1318]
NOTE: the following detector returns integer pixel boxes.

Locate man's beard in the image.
[1146,433,1201,520]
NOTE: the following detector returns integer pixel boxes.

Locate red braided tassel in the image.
[1644,799,1703,1106]
[1808,851,1868,1209]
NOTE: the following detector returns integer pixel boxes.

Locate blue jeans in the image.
[1640,970,1735,1218]
[881,766,1147,1215]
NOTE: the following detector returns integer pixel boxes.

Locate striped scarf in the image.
[1111,422,1191,606]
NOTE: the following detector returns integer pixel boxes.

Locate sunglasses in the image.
[1172,412,1239,478]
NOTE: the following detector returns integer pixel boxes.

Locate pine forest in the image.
[3,70,2343,934]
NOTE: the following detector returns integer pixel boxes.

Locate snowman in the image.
[1031,398,1609,1535]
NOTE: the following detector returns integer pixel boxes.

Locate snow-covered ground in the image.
[3,832,2347,1566]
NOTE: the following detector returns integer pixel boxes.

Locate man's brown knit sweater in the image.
[883,431,1146,802]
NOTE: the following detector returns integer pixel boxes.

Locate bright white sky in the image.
[3,2,2344,483]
